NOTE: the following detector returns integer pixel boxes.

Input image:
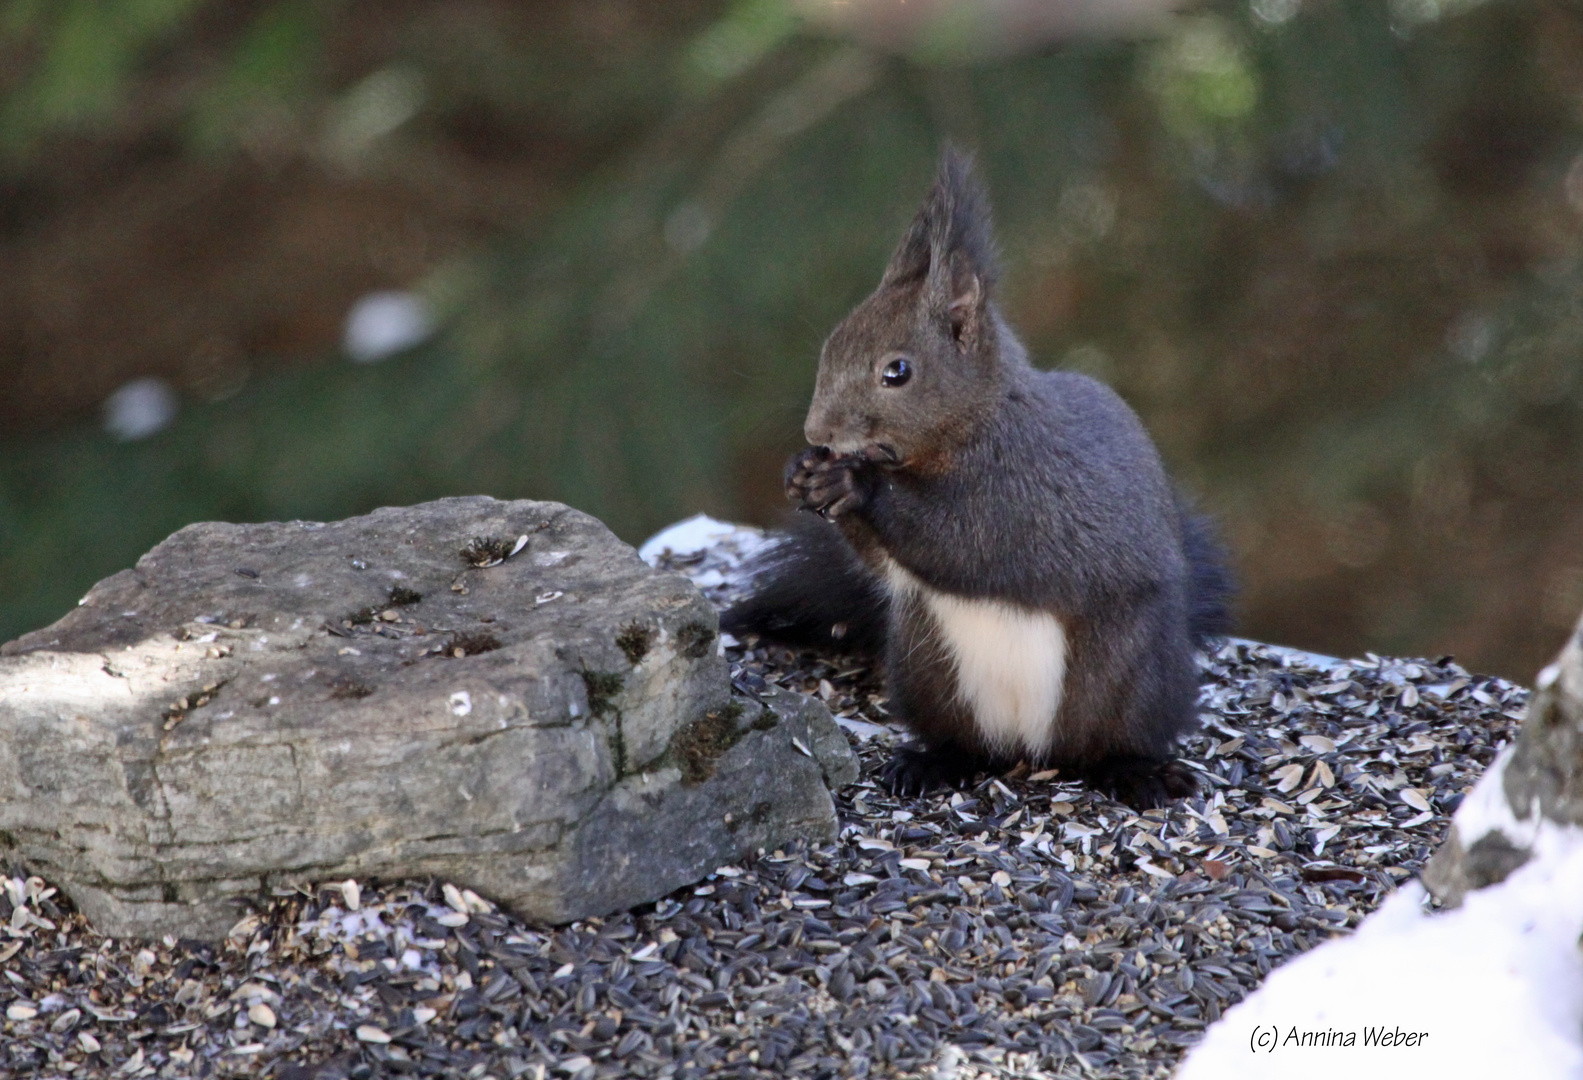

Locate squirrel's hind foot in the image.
[880,742,993,797]
[1082,755,1197,810]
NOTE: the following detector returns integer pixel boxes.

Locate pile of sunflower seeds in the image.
[0,530,1526,1079]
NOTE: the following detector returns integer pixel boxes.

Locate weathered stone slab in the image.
[0,496,855,939]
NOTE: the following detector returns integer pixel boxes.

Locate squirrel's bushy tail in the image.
[722,514,889,655]
[1179,504,1236,648]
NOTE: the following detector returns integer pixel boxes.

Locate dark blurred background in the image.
[2,0,1581,681]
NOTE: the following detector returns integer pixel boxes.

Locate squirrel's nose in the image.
[803,410,833,448]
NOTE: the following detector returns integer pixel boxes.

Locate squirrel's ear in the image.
[946,267,983,348]
[882,146,999,323]
[880,213,932,287]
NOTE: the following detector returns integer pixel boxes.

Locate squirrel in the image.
[724,148,1233,809]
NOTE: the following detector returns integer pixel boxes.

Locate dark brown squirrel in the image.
[724,148,1234,809]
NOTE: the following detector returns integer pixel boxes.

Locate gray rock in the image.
[0,497,855,939]
[757,685,862,791]
[1423,611,1583,907]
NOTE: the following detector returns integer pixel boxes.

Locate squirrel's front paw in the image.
[785,448,866,519]
[783,447,828,510]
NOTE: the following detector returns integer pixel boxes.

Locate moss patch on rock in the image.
[616,622,653,665]
[672,700,746,784]
[676,620,716,660]
[580,670,624,718]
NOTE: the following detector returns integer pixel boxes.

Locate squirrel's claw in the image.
[1081,756,1197,810]
[821,489,863,519]
[880,742,990,796]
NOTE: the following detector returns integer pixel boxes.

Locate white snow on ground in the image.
[637,514,772,566]
[1176,754,1583,1080]
[1448,746,1542,854]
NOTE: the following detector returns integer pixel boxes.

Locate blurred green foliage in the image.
[3,0,1583,676]
[1,0,200,138]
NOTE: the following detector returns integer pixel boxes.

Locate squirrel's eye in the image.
[881,358,912,387]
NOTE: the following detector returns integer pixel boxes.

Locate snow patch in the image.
[1449,746,1540,852]
[638,515,770,566]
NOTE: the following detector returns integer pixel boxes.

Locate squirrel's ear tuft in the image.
[881,145,1000,305]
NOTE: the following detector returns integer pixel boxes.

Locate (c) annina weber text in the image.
[1246,1025,1431,1052]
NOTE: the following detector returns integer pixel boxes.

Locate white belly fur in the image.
[885,561,1067,758]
